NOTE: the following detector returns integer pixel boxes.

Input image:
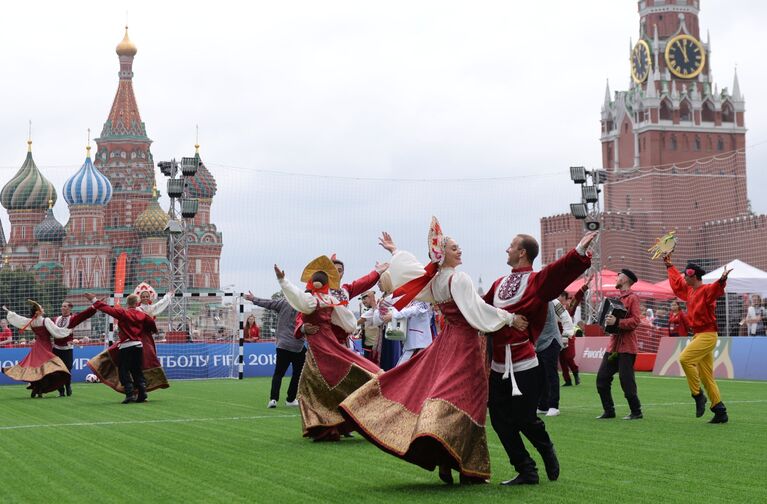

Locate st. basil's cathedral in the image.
[0,27,223,311]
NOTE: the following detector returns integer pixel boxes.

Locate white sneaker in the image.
[536,408,548,415]
[285,399,299,407]
[267,399,277,408]
[546,408,561,417]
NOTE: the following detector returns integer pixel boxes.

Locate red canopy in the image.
[566,269,675,300]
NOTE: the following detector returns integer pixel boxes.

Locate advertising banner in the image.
[653,336,767,380]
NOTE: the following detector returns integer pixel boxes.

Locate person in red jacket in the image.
[86,292,158,404]
[667,300,690,337]
[664,255,731,423]
[596,269,643,420]
[51,301,98,397]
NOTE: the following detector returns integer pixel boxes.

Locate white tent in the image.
[702,259,767,335]
[702,259,767,295]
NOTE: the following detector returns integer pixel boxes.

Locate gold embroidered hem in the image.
[3,357,70,393]
[298,348,378,440]
[340,379,491,479]
[87,351,170,394]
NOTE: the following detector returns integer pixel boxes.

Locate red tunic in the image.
[52,307,98,349]
[484,249,590,366]
[667,266,726,333]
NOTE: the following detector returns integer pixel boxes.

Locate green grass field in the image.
[1,373,765,503]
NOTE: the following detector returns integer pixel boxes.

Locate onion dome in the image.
[135,187,169,237]
[186,146,217,199]
[1,141,58,210]
[34,201,66,242]
[116,26,137,57]
[63,147,113,206]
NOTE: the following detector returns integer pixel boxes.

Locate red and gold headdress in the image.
[392,216,444,310]
[133,282,158,303]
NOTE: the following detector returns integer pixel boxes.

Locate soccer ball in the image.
[85,373,100,383]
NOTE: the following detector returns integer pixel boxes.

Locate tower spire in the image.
[603,79,611,110]
[27,120,32,152]
[732,66,743,101]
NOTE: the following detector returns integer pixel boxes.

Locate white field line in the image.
[0,414,300,431]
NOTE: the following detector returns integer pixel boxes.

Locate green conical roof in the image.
[1,142,57,210]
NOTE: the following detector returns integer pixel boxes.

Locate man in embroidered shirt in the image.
[51,301,97,397]
[86,293,158,404]
[484,231,595,486]
[596,268,643,420]
[664,255,731,423]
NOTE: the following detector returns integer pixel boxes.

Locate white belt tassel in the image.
[502,344,522,396]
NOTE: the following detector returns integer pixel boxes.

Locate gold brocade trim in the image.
[340,379,491,478]
[298,348,377,439]
[3,356,70,393]
[86,350,170,394]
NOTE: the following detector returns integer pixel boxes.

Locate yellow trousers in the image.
[678,331,721,406]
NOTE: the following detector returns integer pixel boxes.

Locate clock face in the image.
[631,40,652,83]
[665,34,705,79]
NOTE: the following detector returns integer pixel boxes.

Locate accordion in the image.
[599,298,627,334]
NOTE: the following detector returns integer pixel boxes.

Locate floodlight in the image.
[570,203,588,219]
[582,185,600,203]
[570,166,587,184]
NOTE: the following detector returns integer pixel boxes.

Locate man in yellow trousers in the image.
[664,254,731,424]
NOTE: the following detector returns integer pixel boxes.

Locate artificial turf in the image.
[0,373,764,503]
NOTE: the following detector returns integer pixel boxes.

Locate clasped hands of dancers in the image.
[273,216,597,486]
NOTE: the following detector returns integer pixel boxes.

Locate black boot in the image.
[136,382,148,403]
[562,379,572,387]
[58,387,66,397]
[574,371,581,385]
[438,465,453,485]
[624,395,643,420]
[122,385,135,404]
[539,446,560,481]
[501,458,539,486]
[709,402,728,424]
[693,392,707,418]
[597,387,615,419]
[65,384,72,397]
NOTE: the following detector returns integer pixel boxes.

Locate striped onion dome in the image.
[34,204,66,242]
[186,149,217,199]
[1,141,58,210]
[135,187,169,237]
[63,148,113,206]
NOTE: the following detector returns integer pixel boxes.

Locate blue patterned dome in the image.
[63,149,113,206]
[34,206,66,242]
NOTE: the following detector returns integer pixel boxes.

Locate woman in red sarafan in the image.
[2,301,72,398]
[339,218,527,485]
[276,256,381,442]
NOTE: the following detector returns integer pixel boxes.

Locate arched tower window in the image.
[693,136,701,151]
[717,137,725,151]
[701,100,716,122]
[660,99,673,120]
[679,99,692,121]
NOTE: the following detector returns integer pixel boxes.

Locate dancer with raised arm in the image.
[2,301,73,398]
[664,254,731,423]
[51,301,98,397]
[276,256,381,441]
[340,218,528,485]
[483,231,595,486]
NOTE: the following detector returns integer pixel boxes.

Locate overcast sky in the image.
[1,0,766,299]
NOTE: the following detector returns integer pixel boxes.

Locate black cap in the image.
[620,268,638,283]
[684,262,706,279]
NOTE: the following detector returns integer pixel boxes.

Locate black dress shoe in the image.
[623,412,643,420]
[596,411,616,419]
[136,395,148,403]
[59,391,66,397]
[562,380,572,387]
[501,473,539,486]
[693,392,707,418]
[122,396,136,404]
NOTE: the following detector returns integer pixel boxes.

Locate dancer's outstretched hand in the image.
[511,314,528,331]
[721,267,733,281]
[244,291,255,302]
[578,231,598,251]
[1,305,7,312]
[375,261,390,273]
[274,265,285,280]
[379,232,397,254]
[662,252,673,267]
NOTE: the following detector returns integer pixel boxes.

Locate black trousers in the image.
[595,352,641,414]
[536,340,562,410]
[270,347,306,402]
[118,346,146,395]
[489,367,555,474]
[52,348,73,389]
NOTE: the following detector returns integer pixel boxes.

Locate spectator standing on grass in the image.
[595,268,643,421]
[245,291,304,409]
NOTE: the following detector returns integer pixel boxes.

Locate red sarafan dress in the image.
[339,250,516,480]
[279,277,381,442]
[2,311,71,394]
